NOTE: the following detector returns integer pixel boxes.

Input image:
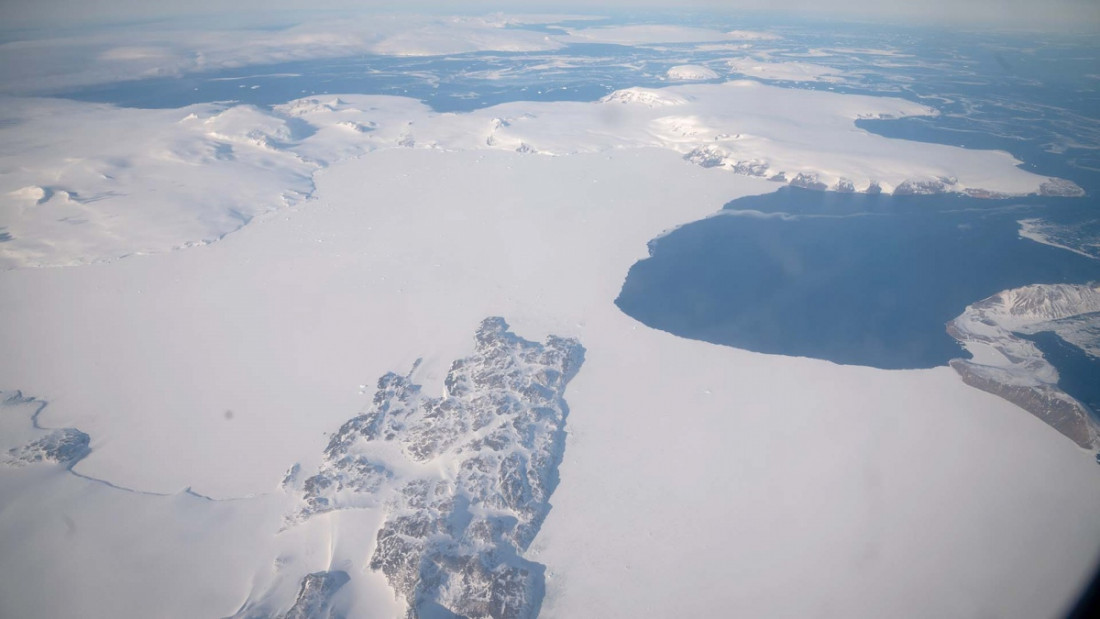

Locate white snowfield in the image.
[0,97,317,268]
[0,80,1075,268]
[726,57,849,83]
[665,64,720,81]
[1,16,1099,619]
[2,146,1099,618]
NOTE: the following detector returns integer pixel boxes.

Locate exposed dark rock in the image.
[732,159,769,176]
[834,178,856,193]
[1039,178,1086,197]
[291,318,584,618]
[8,428,91,466]
[284,571,350,619]
[894,177,948,195]
[229,571,350,619]
[683,146,727,168]
[789,173,828,191]
[950,360,1095,449]
[2,392,91,469]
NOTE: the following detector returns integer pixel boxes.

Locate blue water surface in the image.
[615,189,1100,370]
[1022,330,1100,414]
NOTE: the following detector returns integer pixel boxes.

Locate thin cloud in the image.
[2,0,1098,32]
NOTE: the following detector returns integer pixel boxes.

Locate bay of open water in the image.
[615,189,1100,371]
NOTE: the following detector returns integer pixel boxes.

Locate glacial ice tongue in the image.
[287,317,585,619]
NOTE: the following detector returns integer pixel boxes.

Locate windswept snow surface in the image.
[2,148,1099,619]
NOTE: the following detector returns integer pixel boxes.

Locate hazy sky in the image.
[2,0,1098,31]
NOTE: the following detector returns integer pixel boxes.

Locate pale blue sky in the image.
[2,0,1098,31]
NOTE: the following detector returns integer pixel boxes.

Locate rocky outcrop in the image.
[1039,178,1086,197]
[834,178,856,192]
[684,145,730,169]
[287,317,584,619]
[2,390,91,468]
[8,428,90,466]
[894,176,956,195]
[789,172,828,191]
[283,572,350,619]
[229,571,350,619]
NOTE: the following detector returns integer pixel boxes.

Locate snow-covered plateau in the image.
[0,79,1079,268]
[1,15,1099,619]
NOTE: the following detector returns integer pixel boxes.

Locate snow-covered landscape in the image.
[3,79,1071,269]
[2,6,1100,619]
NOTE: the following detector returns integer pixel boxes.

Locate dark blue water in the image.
[1021,330,1100,417]
[615,189,1100,370]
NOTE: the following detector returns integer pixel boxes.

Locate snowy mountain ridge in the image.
[966,283,1100,330]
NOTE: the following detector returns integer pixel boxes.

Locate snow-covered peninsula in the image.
[948,283,1100,448]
